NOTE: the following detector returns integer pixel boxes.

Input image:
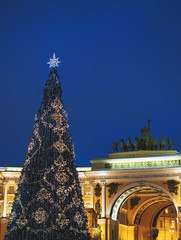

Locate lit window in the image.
[165,208,168,214]
[85,186,91,195]
[8,186,14,194]
[171,220,175,228]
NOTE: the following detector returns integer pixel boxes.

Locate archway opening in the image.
[110,184,178,240]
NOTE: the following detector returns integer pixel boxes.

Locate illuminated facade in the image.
[1,150,181,240]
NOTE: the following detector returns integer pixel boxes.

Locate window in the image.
[0,204,2,216]
[171,220,175,228]
[8,186,15,194]
[171,208,174,214]
[160,220,163,228]
[0,186,2,194]
[165,208,168,214]
[85,186,91,195]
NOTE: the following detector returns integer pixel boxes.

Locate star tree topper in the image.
[47,53,61,68]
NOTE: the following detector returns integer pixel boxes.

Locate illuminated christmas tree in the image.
[5,54,90,240]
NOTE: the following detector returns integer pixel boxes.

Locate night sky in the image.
[0,0,181,167]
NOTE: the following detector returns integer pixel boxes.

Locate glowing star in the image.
[47,53,61,68]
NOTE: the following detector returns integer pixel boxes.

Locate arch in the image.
[131,196,171,224]
[107,182,178,220]
[85,201,91,208]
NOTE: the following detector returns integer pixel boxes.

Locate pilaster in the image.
[80,182,85,196]
[90,181,94,209]
[101,181,106,218]
[3,182,8,218]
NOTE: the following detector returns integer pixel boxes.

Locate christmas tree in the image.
[5,54,90,240]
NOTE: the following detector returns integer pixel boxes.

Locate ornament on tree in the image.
[5,55,90,240]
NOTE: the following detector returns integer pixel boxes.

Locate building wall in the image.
[1,150,181,240]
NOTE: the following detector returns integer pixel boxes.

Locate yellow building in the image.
[1,150,181,240]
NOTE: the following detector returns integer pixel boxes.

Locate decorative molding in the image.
[164,180,180,195]
[106,183,122,198]
[94,184,101,197]
[130,196,141,209]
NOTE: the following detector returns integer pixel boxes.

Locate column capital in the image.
[89,181,95,187]
[3,181,8,186]
[101,181,106,187]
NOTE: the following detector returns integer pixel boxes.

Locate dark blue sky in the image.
[0,0,181,167]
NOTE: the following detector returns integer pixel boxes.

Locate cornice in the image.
[83,167,181,181]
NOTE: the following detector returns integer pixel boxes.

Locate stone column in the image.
[3,182,8,218]
[90,181,94,208]
[101,181,106,218]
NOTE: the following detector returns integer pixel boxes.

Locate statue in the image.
[143,126,147,138]
[127,137,134,151]
[95,199,101,219]
[147,119,152,128]
[153,136,158,150]
[134,137,139,151]
[139,136,146,150]
[120,139,127,152]
[111,120,173,153]
[139,128,144,138]
[112,142,119,152]
[167,138,173,150]
[147,119,151,137]
[160,136,166,150]
[152,229,159,240]
[92,210,98,228]
[146,136,153,150]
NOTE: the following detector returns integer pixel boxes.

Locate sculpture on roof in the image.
[112,119,173,152]
[160,136,166,150]
[153,136,158,150]
[112,142,119,152]
[120,139,127,152]
[127,137,134,151]
[167,138,173,150]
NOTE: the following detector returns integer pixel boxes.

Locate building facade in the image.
[1,150,181,240]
